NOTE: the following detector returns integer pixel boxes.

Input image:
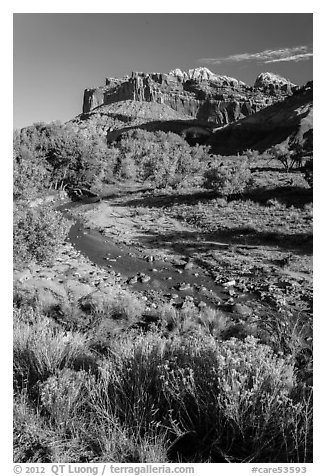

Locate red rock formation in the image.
[82,69,295,127]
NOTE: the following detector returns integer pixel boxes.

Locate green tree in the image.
[111,129,209,187]
[13,145,50,201]
[14,204,69,266]
[14,122,113,193]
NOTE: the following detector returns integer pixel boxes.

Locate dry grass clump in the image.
[13,303,312,463]
[14,391,53,463]
[158,303,228,338]
[98,332,311,462]
[13,307,96,394]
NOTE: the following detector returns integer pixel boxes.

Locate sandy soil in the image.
[69,189,312,320]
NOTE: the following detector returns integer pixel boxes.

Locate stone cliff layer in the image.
[82,68,295,127]
[207,82,313,154]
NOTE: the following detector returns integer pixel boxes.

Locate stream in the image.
[60,201,231,308]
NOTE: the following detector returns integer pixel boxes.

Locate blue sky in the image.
[13,13,313,129]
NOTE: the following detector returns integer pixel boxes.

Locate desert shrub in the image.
[112,129,209,187]
[257,311,313,386]
[13,203,69,266]
[13,307,312,463]
[14,122,114,193]
[268,144,292,171]
[100,147,120,185]
[14,123,209,194]
[79,385,169,463]
[91,332,311,462]
[158,304,228,339]
[268,143,307,172]
[77,291,146,351]
[14,391,53,463]
[113,152,138,181]
[203,158,253,196]
[157,304,179,331]
[39,369,89,430]
[13,146,51,201]
[14,380,169,463]
[80,290,145,322]
[13,308,95,393]
[196,307,229,338]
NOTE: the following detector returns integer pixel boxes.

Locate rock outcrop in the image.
[207,81,312,155]
[254,72,295,95]
[81,68,295,127]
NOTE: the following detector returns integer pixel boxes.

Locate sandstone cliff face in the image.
[207,82,312,155]
[82,68,294,127]
[254,72,295,96]
[83,88,105,113]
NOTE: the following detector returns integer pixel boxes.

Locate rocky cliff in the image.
[254,72,295,95]
[207,81,313,154]
[82,68,295,127]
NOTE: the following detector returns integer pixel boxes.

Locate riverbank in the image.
[67,186,312,323]
[13,187,313,464]
[14,182,312,330]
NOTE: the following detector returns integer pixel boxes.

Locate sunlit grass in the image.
[13,305,312,463]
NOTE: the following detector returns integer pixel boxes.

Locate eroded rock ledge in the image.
[82,68,296,126]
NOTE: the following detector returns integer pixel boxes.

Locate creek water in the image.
[60,201,228,308]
